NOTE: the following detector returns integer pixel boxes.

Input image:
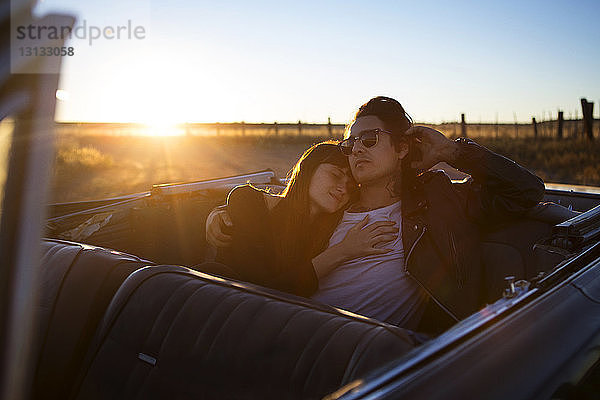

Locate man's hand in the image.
[405,126,460,170]
[205,207,233,248]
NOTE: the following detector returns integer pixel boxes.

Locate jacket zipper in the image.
[405,225,460,323]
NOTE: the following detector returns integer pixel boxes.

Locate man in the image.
[206,96,544,333]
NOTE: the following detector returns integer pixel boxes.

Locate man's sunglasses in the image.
[338,128,393,156]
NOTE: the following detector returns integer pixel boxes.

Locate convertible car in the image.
[39,170,600,400]
[2,4,600,400]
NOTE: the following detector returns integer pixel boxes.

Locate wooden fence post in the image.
[541,111,546,137]
[581,98,594,141]
[460,113,467,137]
[327,117,332,137]
[495,113,499,138]
[532,117,538,138]
[557,111,564,139]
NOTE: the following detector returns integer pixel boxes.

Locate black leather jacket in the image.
[401,138,545,333]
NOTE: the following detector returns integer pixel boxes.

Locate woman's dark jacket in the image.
[217,186,320,297]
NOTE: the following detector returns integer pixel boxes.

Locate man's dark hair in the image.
[353,96,413,151]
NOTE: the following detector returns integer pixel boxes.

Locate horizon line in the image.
[54,118,598,126]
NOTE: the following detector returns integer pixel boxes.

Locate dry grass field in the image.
[52,134,321,203]
[51,123,600,204]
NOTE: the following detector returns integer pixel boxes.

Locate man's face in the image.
[345,116,408,185]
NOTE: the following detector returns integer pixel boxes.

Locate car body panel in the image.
[332,242,600,399]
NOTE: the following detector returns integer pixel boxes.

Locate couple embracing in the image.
[205,96,544,334]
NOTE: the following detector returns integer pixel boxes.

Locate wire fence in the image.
[55,119,599,140]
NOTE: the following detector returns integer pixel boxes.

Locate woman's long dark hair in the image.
[351,96,420,196]
[271,141,356,266]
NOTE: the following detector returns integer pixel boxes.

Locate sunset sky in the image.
[33,0,600,124]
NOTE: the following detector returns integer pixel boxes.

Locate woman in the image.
[216,141,399,297]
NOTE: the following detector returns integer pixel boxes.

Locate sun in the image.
[141,119,185,137]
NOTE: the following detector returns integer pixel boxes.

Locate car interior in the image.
[32,175,597,400]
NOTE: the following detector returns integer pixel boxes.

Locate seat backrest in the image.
[481,202,578,301]
[33,239,154,400]
[72,266,416,400]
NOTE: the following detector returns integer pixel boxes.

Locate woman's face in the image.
[308,163,352,217]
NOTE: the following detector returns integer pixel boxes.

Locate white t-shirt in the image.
[311,201,426,328]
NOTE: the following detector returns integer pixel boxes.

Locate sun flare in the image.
[141,120,185,137]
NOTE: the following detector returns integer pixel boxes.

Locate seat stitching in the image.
[269,307,318,392]
[191,288,236,350]
[204,292,264,360]
[156,282,207,355]
[141,278,198,350]
[70,271,186,398]
[341,329,382,383]
[33,245,85,379]
[294,318,352,391]
[67,260,149,370]
[117,277,197,397]
[188,271,404,333]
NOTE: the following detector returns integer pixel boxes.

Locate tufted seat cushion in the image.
[33,239,154,400]
[72,265,417,400]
